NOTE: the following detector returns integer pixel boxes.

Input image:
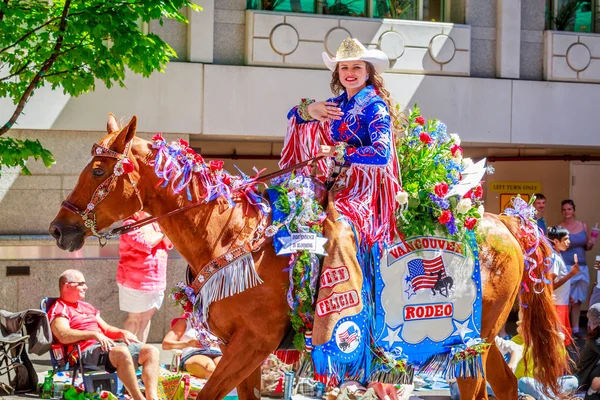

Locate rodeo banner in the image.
[374,232,483,376]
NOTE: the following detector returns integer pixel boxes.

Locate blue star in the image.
[404,275,411,284]
[404,283,416,299]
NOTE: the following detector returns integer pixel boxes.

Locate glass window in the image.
[549,0,595,32]
[423,0,443,21]
[247,0,317,13]
[321,0,367,17]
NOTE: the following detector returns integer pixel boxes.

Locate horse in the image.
[49,115,568,400]
[431,269,453,298]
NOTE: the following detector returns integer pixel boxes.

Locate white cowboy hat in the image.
[323,37,389,74]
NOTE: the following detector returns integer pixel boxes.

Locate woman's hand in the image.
[307,101,343,122]
[317,145,337,158]
[185,338,203,348]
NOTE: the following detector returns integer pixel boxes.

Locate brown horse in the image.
[49,115,568,400]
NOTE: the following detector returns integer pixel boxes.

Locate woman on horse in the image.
[280,38,401,383]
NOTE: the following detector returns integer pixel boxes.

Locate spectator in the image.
[559,199,595,338]
[162,314,222,379]
[48,269,160,400]
[533,194,547,234]
[118,211,172,343]
[589,257,600,307]
[512,317,578,399]
[548,226,580,345]
[576,304,600,400]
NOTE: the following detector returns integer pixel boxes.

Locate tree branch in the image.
[0,60,33,82]
[0,0,9,22]
[0,0,73,136]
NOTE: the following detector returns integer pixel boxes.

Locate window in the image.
[248,0,455,22]
[547,0,598,32]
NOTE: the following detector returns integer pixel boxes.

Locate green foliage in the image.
[549,0,579,31]
[0,136,55,175]
[395,105,485,240]
[0,0,201,172]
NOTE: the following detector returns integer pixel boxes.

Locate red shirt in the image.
[48,299,103,352]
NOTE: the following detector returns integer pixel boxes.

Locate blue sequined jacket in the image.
[288,85,392,166]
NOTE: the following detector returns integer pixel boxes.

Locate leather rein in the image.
[60,140,322,247]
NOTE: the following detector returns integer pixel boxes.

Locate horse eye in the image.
[92,168,105,177]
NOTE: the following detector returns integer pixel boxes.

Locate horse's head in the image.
[49,114,147,251]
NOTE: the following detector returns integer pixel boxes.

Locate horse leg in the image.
[456,347,491,400]
[197,331,272,400]
[236,365,262,400]
[485,344,518,399]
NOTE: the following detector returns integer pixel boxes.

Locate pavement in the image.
[0,343,451,399]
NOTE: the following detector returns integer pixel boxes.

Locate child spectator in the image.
[548,226,580,346]
[162,314,222,379]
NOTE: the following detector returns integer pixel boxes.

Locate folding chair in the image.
[40,297,119,394]
[40,297,87,391]
[0,315,29,395]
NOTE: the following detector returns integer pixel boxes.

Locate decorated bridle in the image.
[61,139,323,247]
[61,141,144,246]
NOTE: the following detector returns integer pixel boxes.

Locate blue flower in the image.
[435,122,449,143]
[446,214,458,235]
[429,193,450,210]
[412,126,423,136]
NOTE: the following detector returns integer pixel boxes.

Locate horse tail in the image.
[498,215,569,398]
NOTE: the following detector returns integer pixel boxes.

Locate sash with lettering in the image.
[374,233,482,369]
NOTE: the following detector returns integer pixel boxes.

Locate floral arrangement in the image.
[450,340,490,363]
[447,338,491,379]
[394,105,489,240]
[170,282,197,314]
[269,174,327,352]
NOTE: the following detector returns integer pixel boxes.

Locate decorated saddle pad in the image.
[374,232,483,377]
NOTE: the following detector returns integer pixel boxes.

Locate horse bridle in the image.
[61,141,144,246]
[60,140,323,247]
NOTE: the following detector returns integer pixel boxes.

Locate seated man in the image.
[48,269,159,400]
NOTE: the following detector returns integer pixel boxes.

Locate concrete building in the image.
[1,0,600,341]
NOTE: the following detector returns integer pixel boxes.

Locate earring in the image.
[366,75,369,81]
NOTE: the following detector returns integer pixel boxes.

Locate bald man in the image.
[48,270,159,400]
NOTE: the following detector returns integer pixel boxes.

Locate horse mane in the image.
[149,134,266,212]
[498,215,571,398]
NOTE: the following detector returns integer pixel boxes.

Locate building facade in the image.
[1,0,600,341]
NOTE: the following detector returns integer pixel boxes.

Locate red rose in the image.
[451,144,463,157]
[464,217,478,230]
[209,160,224,171]
[415,116,425,126]
[184,147,196,155]
[473,185,483,199]
[438,210,452,224]
[178,139,189,148]
[121,158,135,174]
[152,133,164,142]
[434,182,449,198]
[346,147,356,156]
[193,154,204,164]
[222,175,231,185]
[419,132,433,145]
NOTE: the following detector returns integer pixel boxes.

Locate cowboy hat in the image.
[323,38,389,74]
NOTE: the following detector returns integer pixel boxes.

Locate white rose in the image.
[456,198,472,214]
[462,157,474,169]
[449,133,461,146]
[477,205,485,217]
[395,191,409,206]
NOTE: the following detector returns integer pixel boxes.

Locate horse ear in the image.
[113,116,138,153]
[107,113,119,134]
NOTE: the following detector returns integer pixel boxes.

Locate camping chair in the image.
[0,307,50,394]
[40,297,119,394]
[0,313,30,395]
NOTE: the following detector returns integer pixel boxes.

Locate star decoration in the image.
[338,122,351,137]
[347,103,364,117]
[404,283,416,299]
[404,275,411,284]
[382,326,402,347]
[374,103,389,118]
[452,319,473,341]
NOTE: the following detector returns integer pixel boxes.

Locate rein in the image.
[61,139,322,246]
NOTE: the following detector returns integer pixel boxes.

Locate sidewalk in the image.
[0,344,451,399]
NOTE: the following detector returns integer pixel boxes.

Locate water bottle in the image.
[53,381,64,399]
[41,372,53,399]
[283,371,295,400]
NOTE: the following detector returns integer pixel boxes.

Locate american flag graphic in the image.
[338,325,358,344]
[407,256,446,292]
